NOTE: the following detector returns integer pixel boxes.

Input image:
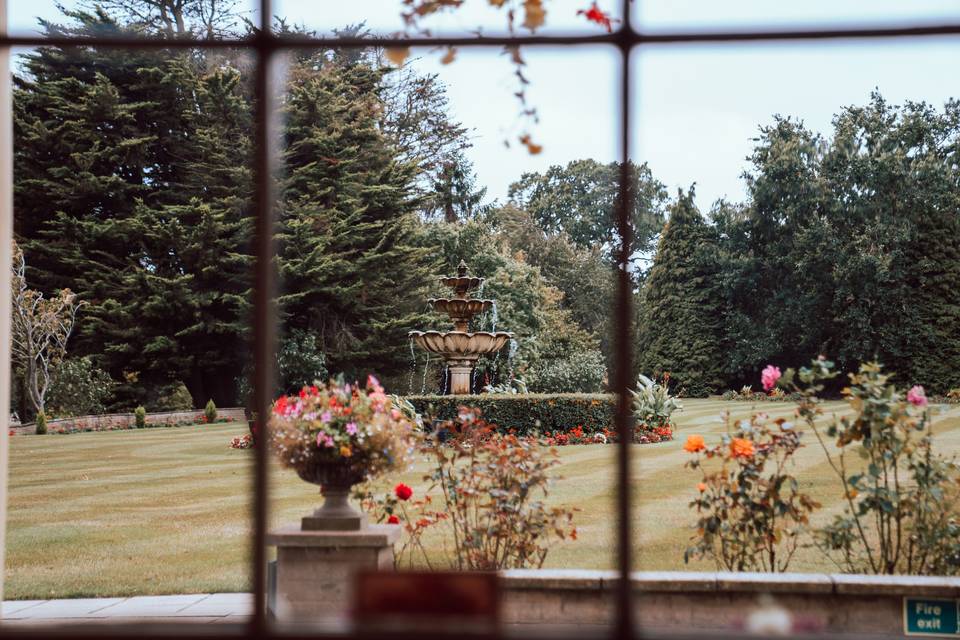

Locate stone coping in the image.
[499,569,960,597]
[266,524,401,548]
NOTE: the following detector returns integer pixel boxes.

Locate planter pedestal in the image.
[267,524,400,623]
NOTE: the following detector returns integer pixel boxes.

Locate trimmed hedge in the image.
[405,393,616,436]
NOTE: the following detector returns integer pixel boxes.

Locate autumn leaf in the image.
[519,134,543,155]
[577,2,620,32]
[522,0,546,32]
[504,45,525,66]
[385,46,411,66]
[440,46,457,65]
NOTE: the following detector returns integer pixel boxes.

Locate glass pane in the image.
[635,0,960,33]
[273,0,625,39]
[8,1,261,39]
[266,44,621,630]
[6,38,256,624]
[629,38,960,633]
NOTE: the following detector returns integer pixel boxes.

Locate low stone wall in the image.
[13,407,247,435]
[499,569,960,635]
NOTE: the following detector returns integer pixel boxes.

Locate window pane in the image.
[629,38,960,632]
[6,37,256,625]
[9,1,261,39]
[266,44,623,630]
[634,0,960,33]
[273,0,625,39]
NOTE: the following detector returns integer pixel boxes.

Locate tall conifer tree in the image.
[638,190,724,396]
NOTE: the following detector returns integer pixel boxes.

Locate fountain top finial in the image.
[457,260,468,278]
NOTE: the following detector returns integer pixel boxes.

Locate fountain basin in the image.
[409,330,513,395]
[408,330,512,361]
[427,298,495,332]
[438,275,483,297]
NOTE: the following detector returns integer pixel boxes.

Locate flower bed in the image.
[47,417,237,435]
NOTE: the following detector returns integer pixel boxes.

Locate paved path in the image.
[1,593,251,624]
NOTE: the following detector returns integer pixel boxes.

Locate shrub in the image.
[360,408,577,570]
[277,329,328,392]
[784,359,960,575]
[406,393,614,436]
[683,412,819,572]
[204,399,217,423]
[631,374,681,443]
[47,357,114,417]
[134,406,146,428]
[34,411,47,435]
[526,349,606,393]
[151,382,194,411]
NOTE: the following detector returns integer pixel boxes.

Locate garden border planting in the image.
[13,407,247,435]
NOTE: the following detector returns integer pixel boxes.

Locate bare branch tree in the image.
[80,0,244,38]
[10,242,85,415]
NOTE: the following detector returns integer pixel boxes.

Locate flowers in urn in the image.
[270,375,416,478]
[269,375,418,530]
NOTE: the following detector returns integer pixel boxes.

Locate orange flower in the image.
[339,445,353,458]
[730,438,755,458]
[697,482,707,492]
[683,434,706,453]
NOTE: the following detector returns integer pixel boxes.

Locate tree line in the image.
[11,1,960,418]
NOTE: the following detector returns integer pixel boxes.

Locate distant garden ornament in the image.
[409,261,512,394]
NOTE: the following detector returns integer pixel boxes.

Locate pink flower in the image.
[320,411,332,424]
[761,365,782,392]
[316,432,335,448]
[346,422,358,435]
[907,385,928,407]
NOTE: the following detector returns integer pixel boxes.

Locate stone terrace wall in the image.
[13,407,247,435]
[499,570,960,635]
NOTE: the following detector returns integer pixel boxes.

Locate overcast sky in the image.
[10,1,960,210]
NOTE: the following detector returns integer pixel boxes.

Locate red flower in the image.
[387,514,400,525]
[394,483,413,501]
[577,2,619,33]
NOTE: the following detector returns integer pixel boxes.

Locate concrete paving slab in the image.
[95,594,209,616]
[1,600,48,617]
[2,593,252,622]
[12,598,126,619]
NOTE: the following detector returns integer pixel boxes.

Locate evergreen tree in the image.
[638,190,724,397]
[14,8,253,406]
[277,60,435,383]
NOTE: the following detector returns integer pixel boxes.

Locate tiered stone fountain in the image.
[409,260,512,394]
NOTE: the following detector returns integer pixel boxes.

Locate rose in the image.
[761,365,782,392]
[395,482,413,501]
[387,514,400,525]
[907,385,928,407]
[730,438,755,458]
[683,434,706,453]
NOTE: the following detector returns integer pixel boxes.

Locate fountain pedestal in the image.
[409,261,512,395]
[448,362,474,395]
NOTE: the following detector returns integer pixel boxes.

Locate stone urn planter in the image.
[296,461,368,531]
[266,376,415,621]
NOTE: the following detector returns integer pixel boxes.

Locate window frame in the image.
[0,0,958,636]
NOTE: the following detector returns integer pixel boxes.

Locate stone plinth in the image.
[267,524,400,623]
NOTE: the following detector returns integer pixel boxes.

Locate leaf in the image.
[522,0,546,31]
[503,45,525,66]
[385,46,411,66]
[440,47,457,65]
[519,134,543,155]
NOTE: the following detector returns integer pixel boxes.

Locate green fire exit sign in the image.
[905,599,960,636]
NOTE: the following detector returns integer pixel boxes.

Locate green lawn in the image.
[6,399,960,599]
